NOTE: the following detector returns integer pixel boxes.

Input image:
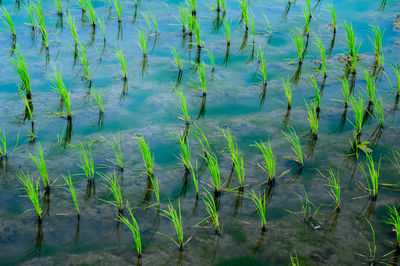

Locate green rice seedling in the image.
[223,19,231,46]
[97,16,106,41]
[77,41,91,84]
[66,14,79,49]
[253,141,276,182]
[246,190,267,231]
[63,173,80,218]
[0,126,7,158]
[309,76,321,111]
[257,48,268,86]
[193,19,202,50]
[51,66,72,120]
[349,95,364,135]
[138,27,149,57]
[207,49,215,71]
[357,218,377,264]
[188,0,197,16]
[282,127,304,167]
[393,65,400,96]
[1,7,16,38]
[370,25,384,66]
[85,0,96,28]
[234,153,245,187]
[250,17,256,42]
[113,0,122,23]
[173,132,191,171]
[75,143,95,181]
[389,150,400,176]
[197,188,220,233]
[18,172,42,222]
[341,78,350,106]
[102,133,124,171]
[34,1,48,47]
[290,252,300,265]
[305,0,312,19]
[101,171,123,211]
[142,12,153,32]
[25,1,37,30]
[149,174,160,205]
[92,89,103,114]
[28,143,50,191]
[172,48,183,72]
[203,152,222,194]
[328,3,336,33]
[114,46,127,80]
[282,76,292,109]
[263,13,272,36]
[344,21,356,57]
[364,70,377,103]
[136,136,155,177]
[350,45,361,74]
[78,0,86,13]
[359,153,381,199]
[118,201,142,257]
[158,200,187,250]
[314,34,327,77]
[39,24,49,49]
[178,7,188,33]
[322,168,341,211]
[149,10,159,33]
[220,0,226,12]
[291,30,305,64]
[240,0,249,31]
[174,87,190,125]
[220,127,238,165]
[373,97,385,128]
[193,62,207,96]
[191,161,199,196]
[193,123,211,156]
[11,46,31,100]
[20,92,34,121]
[305,100,319,137]
[54,0,62,16]
[302,7,311,37]
[385,204,400,248]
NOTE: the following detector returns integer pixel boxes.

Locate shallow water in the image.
[0,0,400,265]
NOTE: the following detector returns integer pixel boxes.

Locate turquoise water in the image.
[0,0,400,264]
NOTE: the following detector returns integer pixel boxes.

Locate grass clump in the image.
[113,0,122,23]
[114,46,127,81]
[1,7,16,38]
[291,30,305,64]
[364,70,377,104]
[172,48,183,73]
[28,143,50,191]
[314,34,327,77]
[77,41,91,84]
[194,19,202,50]
[138,27,149,57]
[118,201,142,257]
[63,173,80,218]
[246,190,267,231]
[158,200,187,250]
[384,204,400,248]
[0,126,7,158]
[173,133,191,171]
[175,87,190,125]
[393,65,400,96]
[102,133,124,171]
[54,0,63,16]
[196,189,221,233]
[51,66,72,120]
[66,14,79,49]
[253,141,276,183]
[193,62,207,96]
[18,172,42,222]
[100,170,123,212]
[322,168,341,211]
[11,46,31,100]
[341,78,350,106]
[223,19,231,46]
[203,152,222,194]
[349,96,364,136]
[370,25,384,67]
[305,100,319,137]
[257,48,268,86]
[92,89,104,114]
[75,143,95,182]
[359,154,381,200]
[137,136,155,177]
[328,3,336,32]
[282,76,292,109]
[373,97,385,128]
[282,127,304,168]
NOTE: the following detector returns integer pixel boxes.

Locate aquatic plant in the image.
[349,95,364,136]
[102,133,124,171]
[77,41,91,84]
[240,0,249,31]
[137,136,155,177]
[66,13,79,49]
[309,76,321,111]
[18,171,42,222]
[20,92,34,121]
[305,100,319,137]
[384,204,400,248]
[194,19,202,49]
[323,168,341,211]
[51,66,72,120]
[370,25,384,66]
[203,152,222,194]
[92,89,104,114]
[257,48,268,86]
[193,62,207,96]
[159,200,187,250]
[220,127,238,165]
[223,19,231,46]
[97,16,106,41]
[75,143,95,182]
[101,171,123,211]
[28,143,50,191]
[263,13,272,36]
[38,24,49,49]
[250,17,256,42]
[191,161,199,196]
[178,7,188,33]
[197,189,220,233]
[187,0,197,16]
[282,127,304,167]
[114,46,127,80]
[290,252,300,265]
[207,49,215,71]
[173,132,191,171]
[193,123,211,156]
[373,97,384,128]
[0,126,7,158]
[63,173,80,218]
[282,76,292,109]
[54,0,62,16]
[364,70,377,104]
[359,153,381,199]
[1,7,16,38]
[85,0,96,28]
[314,34,327,77]
[113,0,122,23]
[234,153,245,187]
[25,1,37,30]
[302,7,311,37]
[344,22,356,58]
[253,141,276,182]
[118,201,142,257]
[393,65,400,96]
[172,48,183,73]
[357,218,377,264]
[328,3,336,32]
[138,27,149,57]
[246,190,267,231]
[341,78,350,106]
[175,86,190,125]
[149,10,159,33]
[291,30,305,64]
[11,46,31,100]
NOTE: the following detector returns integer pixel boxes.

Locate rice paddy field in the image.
[1,0,400,265]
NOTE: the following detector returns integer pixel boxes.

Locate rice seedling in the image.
[78,0,86,13]
[282,127,304,167]
[51,66,72,120]
[253,141,276,182]
[364,70,377,104]
[314,34,327,77]
[20,92,34,121]
[54,0,62,16]
[63,173,80,218]
[322,168,341,211]
[103,133,124,171]
[1,7,16,38]
[203,152,222,194]
[38,24,49,49]
[196,188,220,233]
[66,13,79,49]
[246,190,267,231]
[92,89,103,114]
[384,204,400,248]
[114,46,127,81]
[77,41,92,84]
[28,143,50,191]
[191,161,199,196]
[207,49,215,72]
[341,78,350,106]
[288,189,321,223]
[240,0,249,31]
[350,45,361,74]
[389,150,400,176]
[25,1,37,30]
[290,252,300,265]
[257,48,268,86]
[193,19,202,50]
[193,123,211,157]
[173,132,191,171]
[291,30,305,64]
[118,201,142,257]
[309,76,321,111]
[373,97,385,128]
[193,62,207,96]
[223,19,231,46]
[188,0,197,16]
[18,172,42,222]
[302,7,311,37]
[282,76,292,109]
[113,0,122,23]
[149,10,159,33]
[359,153,381,199]
[97,16,106,41]
[370,25,384,66]
[393,65,400,96]
[178,7,188,33]
[305,0,312,19]
[174,87,190,125]
[100,171,123,211]
[172,48,183,73]
[349,96,364,136]
[11,46,31,100]
[263,13,272,36]
[137,136,155,177]
[357,218,377,264]
[220,127,238,165]
[85,0,96,28]
[0,126,7,158]
[328,3,336,33]
[234,153,245,187]
[138,27,149,57]
[305,100,319,137]
[344,22,356,57]
[250,17,256,43]
[149,174,160,205]
[75,143,95,182]
[158,200,187,250]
